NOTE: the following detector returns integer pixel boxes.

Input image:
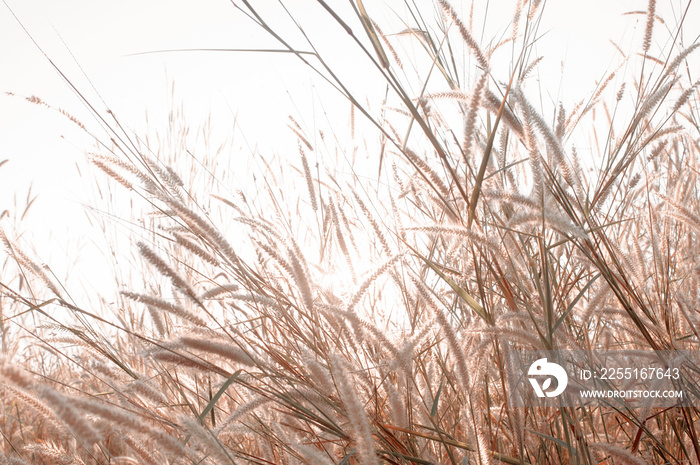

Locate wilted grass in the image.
[2,0,700,464]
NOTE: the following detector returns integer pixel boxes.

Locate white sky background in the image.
[0,0,698,302]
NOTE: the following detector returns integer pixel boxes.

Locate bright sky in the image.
[0,0,696,301]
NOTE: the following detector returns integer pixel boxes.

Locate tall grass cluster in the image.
[2,0,700,464]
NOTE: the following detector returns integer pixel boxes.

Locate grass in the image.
[2,0,700,464]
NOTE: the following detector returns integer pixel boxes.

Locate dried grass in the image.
[2,1,700,464]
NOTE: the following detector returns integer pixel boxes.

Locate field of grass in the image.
[2,0,700,464]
